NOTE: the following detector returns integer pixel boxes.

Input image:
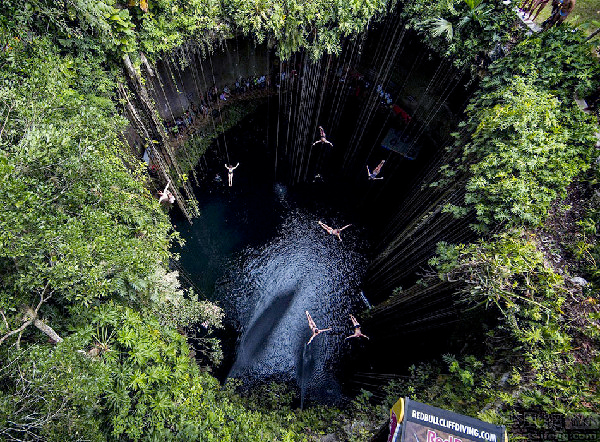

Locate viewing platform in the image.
[514,6,543,33]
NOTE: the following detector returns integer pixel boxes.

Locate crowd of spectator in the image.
[164,74,272,139]
[163,65,412,142]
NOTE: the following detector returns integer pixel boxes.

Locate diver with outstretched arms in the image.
[367,160,385,180]
[305,311,332,345]
[345,314,369,340]
[318,221,351,242]
[311,126,333,147]
[225,163,239,187]
[158,179,175,204]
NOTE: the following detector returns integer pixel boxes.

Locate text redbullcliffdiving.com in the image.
[412,410,499,442]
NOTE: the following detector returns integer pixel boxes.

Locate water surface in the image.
[173,127,368,403]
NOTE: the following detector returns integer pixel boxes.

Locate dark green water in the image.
[172,108,371,404]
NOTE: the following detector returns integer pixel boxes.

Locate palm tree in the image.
[429,17,454,41]
[421,0,489,42]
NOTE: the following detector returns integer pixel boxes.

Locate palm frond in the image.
[429,17,454,41]
[464,0,483,10]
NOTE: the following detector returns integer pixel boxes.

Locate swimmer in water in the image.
[158,179,175,204]
[345,315,369,340]
[306,311,332,345]
[367,160,385,180]
[225,163,239,187]
[311,126,333,147]
[318,221,352,242]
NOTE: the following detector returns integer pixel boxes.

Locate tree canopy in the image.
[450,77,596,231]
[0,0,386,439]
[1,0,600,439]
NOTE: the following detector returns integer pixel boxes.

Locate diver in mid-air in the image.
[158,179,175,204]
[311,126,333,147]
[305,311,332,345]
[367,160,385,180]
[318,221,352,242]
[225,163,239,187]
[345,315,369,340]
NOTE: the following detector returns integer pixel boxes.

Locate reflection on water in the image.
[176,179,367,404]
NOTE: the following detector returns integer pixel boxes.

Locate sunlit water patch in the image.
[217,206,366,404]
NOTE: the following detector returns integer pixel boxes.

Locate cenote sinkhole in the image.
[172,105,376,405]
[167,25,479,407]
[170,84,465,407]
[157,14,488,406]
[4,0,597,438]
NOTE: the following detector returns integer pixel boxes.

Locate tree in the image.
[428,231,600,417]
[443,77,596,231]
[483,26,600,99]
[403,0,521,68]
[0,38,175,350]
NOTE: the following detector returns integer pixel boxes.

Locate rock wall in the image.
[148,38,272,119]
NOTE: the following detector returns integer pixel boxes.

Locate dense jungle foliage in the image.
[401,0,522,69]
[0,0,386,440]
[380,3,600,439]
[1,0,599,440]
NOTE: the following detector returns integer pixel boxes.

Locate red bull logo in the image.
[427,430,463,442]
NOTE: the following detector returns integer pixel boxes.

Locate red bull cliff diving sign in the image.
[388,398,507,442]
